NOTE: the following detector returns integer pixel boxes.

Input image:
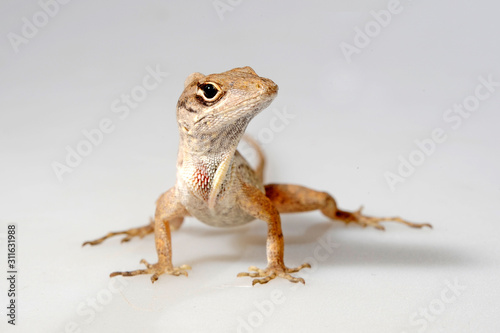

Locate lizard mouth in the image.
[193,114,207,124]
[193,94,274,127]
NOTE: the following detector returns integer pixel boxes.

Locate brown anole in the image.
[84,66,431,285]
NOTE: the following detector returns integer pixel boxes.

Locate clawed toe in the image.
[170,264,192,276]
[337,207,432,231]
[236,266,264,278]
[286,263,311,273]
[110,259,191,283]
[252,275,276,285]
[238,263,310,285]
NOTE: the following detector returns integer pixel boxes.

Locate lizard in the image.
[83,66,431,285]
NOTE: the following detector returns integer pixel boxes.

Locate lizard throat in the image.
[189,163,212,200]
[178,118,250,208]
[182,154,232,208]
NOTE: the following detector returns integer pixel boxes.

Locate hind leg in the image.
[264,184,431,231]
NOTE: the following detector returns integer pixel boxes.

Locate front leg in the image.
[236,183,310,285]
[110,188,191,283]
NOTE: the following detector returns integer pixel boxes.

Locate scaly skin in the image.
[84,67,431,285]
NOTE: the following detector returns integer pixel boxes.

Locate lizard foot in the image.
[336,206,432,231]
[110,259,191,283]
[237,263,311,285]
[82,219,155,246]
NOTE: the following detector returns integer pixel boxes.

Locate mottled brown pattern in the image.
[84,67,431,285]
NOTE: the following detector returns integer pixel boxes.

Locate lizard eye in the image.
[197,82,223,103]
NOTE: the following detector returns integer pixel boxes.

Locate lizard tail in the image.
[243,135,265,183]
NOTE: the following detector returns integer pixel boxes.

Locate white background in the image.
[1,0,499,332]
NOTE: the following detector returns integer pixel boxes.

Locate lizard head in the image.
[176,66,278,135]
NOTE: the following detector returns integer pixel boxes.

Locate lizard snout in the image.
[261,78,278,97]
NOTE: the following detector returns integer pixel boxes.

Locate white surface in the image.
[1,0,499,332]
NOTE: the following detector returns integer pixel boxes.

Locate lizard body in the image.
[175,67,270,226]
[84,66,431,285]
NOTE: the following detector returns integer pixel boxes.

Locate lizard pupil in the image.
[202,84,218,99]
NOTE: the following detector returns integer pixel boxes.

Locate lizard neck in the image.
[179,117,249,157]
[179,116,250,163]
[177,118,249,203]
